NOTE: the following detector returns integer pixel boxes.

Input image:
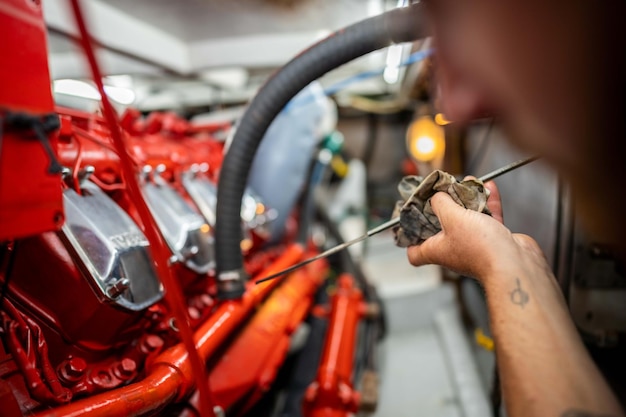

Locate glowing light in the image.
[383,66,400,84]
[434,113,452,126]
[240,239,253,252]
[200,223,211,234]
[256,203,266,215]
[53,79,100,100]
[414,136,436,156]
[383,44,404,84]
[382,0,408,84]
[53,79,136,104]
[406,116,445,162]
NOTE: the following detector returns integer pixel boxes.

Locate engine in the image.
[0,1,425,416]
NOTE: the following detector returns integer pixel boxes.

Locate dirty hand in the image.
[406,180,543,282]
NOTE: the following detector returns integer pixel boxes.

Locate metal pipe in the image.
[303,274,363,417]
[200,250,327,413]
[34,244,306,417]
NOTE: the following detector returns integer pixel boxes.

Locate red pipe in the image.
[303,274,364,417]
[66,1,214,415]
[206,249,327,413]
[34,244,306,417]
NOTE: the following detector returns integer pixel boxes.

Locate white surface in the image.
[43,0,412,109]
[376,326,462,417]
[362,230,441,299]
[362,233,492,417]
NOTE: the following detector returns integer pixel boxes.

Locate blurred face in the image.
[423,0,626,251]
[425,0,609,167]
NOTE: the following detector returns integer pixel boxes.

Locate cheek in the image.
[429,4,511,120]
[430,2,586,167]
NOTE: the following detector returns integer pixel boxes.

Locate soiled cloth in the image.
[392,170,491,247]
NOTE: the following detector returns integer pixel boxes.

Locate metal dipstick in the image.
[255,156,539,284]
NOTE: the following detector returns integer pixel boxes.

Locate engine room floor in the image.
[362,232,495,417]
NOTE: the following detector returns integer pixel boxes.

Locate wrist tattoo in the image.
[510,278,529,308]
[561,409,617,417]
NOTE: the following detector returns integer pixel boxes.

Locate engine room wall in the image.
[336,111,413,226]
[337,113,408,184]
[337,112,561,268]
[465,123,560,269]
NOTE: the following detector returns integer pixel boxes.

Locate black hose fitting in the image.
[215,3,428,300]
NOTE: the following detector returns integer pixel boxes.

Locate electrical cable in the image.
[362,113,379,168]
[296,151,329,245]
[72,126,143,167]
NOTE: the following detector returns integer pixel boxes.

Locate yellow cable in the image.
[474,328,495,351]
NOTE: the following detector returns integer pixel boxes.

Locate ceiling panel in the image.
[99,0,382,41]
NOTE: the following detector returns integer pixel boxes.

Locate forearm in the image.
[483,264,623,417]
[405,191,624,416]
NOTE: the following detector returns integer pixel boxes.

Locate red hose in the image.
[66,1,215,415]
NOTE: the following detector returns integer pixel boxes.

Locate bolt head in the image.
[114,358,137,379]
[141,335,164,353]
[61,357,87,381]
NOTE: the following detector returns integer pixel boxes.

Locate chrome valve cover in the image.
[142,172,215,274]
[181,172,219,226]
[182,167,275,235]
[60,180,163,311]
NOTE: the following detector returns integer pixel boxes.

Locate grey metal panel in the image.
[466,125,559,268]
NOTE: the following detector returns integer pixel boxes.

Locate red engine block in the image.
[0,1,374,416]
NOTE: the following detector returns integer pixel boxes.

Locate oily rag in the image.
[392,170,491,247]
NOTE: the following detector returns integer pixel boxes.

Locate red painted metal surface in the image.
[32,244,310,417]
[303,274,364,417]
[0,1,366,415]
[206,250,327,414]
[56,106,227,202]
[0,0,53,113]
[0,0,63,240]
[7,233,146,355]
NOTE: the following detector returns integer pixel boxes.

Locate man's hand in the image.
[406,179,535,281]
[405,179,624,417]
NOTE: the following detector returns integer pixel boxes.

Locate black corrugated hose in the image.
[215,3,428,299]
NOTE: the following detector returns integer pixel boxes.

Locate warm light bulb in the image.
[414,136,436,157]
[406,116,445,162]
